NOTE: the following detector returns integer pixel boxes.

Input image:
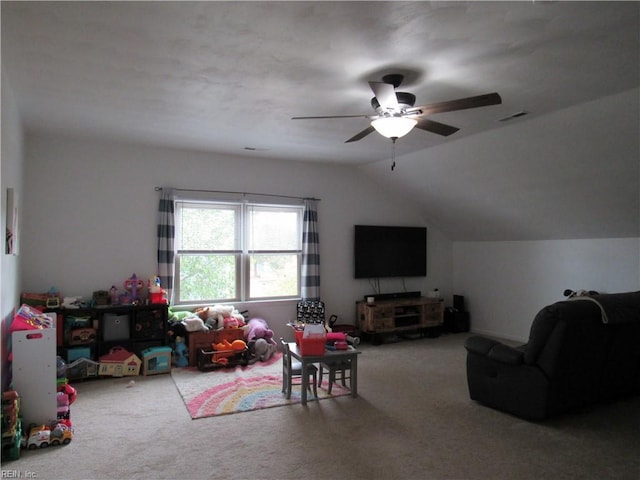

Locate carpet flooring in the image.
[4,334,639,480]
[171,352,349,418]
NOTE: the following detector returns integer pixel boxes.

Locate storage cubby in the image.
[47,304,169,379]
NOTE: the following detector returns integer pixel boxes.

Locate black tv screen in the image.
[354,225,427,279]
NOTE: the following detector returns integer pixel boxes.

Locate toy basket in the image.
[291,323,326,356]
[197,347,248,371]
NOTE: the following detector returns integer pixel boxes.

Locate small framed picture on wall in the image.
[5,187,19,255]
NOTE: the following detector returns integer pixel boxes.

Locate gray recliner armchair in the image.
[464,291,640,420]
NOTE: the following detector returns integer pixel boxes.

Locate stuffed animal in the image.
[202,304,246,329]
[212,339,247,363]
[194,307,223,330]
[245,317,276,345]
[213,339,246,352]
[168,307,192,323]
[223,316,242,329]
[167,320,188,340]
[183,315,209,332]
[173,337,189,367]
[564,289,599,298]
[248,338,277,364]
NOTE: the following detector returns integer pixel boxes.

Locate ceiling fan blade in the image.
[345,125,375,143]
[408,92,502,116]
[292,114,372,120]
[415,118,460,137]
[368,81,399,111]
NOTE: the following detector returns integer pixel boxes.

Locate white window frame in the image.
[174,199,303,305]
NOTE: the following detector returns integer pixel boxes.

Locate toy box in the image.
[297,323,326,356]
[187,328,245,367]
[102,313,130,341]
[141,346,172,376]
[299,336,326,356]
[197,346,248,371]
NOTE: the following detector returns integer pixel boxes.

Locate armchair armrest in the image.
[465,336,524,365]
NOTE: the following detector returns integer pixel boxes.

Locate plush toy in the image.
[208,304,246,328]
[168,307,192,323]
[245,317,276,345]
[248,338,277,364]
[210,304,234,324]
[167,320,188,341]
[223,316,243,329]
[212,339,246,363]
[194,307,223,330]
[213,339,246,352]
[173,337,189,367]
[564,289,599,298]
[61,297,83,309]
[183,315,209,332]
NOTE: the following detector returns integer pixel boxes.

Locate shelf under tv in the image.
[356,296,444,344]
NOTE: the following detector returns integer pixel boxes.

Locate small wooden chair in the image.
[280,338,318,400]
[319,358,352,394]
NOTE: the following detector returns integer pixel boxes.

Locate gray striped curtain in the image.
[157,189,175,303]
[301,198,320,300]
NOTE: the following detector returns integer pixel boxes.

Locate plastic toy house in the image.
[66,357,100,380]
[141,346,172,376]
[98,347,141,377]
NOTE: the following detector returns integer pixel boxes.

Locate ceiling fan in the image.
[292,74,502,143]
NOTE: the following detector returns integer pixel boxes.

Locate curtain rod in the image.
[155,186,320,202]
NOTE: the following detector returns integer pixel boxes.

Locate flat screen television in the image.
[354,225,427,279]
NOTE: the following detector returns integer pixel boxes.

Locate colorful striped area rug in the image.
[171,352,350,419]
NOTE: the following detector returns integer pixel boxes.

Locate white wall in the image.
[1,70,25,390]
[21,133,452,340]
[453,238,640,342]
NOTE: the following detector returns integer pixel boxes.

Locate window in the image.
[174,200,303,304]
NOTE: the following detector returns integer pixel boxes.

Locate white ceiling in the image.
[2,1,639,241]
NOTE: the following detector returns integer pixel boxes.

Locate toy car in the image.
[21,420,74,449]
[24,425,51,449]
[50,422,73,445]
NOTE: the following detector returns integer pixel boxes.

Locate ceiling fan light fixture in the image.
[371,116,417,139]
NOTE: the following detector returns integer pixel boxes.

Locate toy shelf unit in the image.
[356,296,444,344]
[46,304,169,379]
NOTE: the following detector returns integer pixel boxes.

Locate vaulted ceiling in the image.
[2,1,639,241]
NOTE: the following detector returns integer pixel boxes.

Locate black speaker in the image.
[453,294,465,310]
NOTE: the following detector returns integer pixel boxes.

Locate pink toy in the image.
[326,332,348,342]
[124,273,145,303]
[245,318,276,345]
[326,331,360,346]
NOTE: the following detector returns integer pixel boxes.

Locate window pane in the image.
[249,254,299,298]
[180,205,238,251]
[178,254,237,301]
[248,206,300,251]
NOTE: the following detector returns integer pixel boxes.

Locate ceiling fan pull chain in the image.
[391,137,397,171]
